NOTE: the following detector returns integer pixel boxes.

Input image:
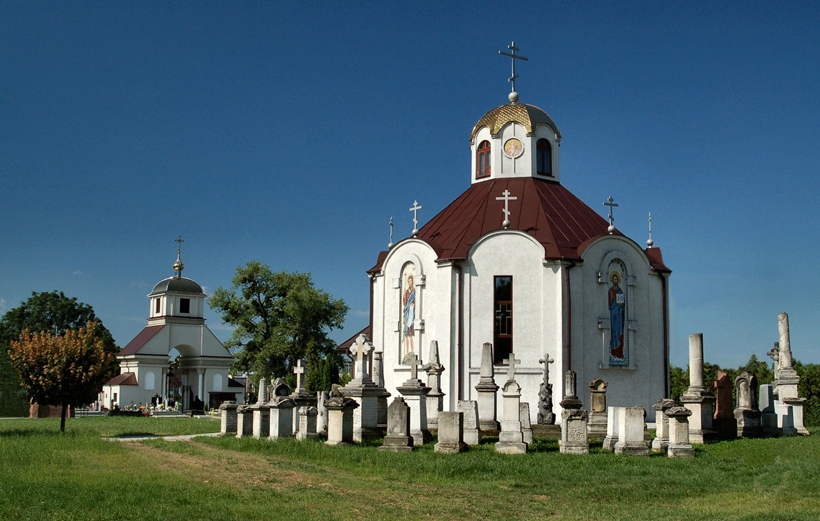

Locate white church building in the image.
[101,244,242,411]
[366,48,671,422]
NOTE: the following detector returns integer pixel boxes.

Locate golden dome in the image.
[470,103,562,142]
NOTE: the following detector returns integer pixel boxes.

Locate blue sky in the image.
[2,2,819,369]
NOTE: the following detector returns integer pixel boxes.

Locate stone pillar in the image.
[602,406,620,451]
[435,411,468,454]
[325,395,358,446]
[651,399,675,452]
[380,397,414,452]
[258,378,268,405]
[587,378,608,438]
[235,405,254,438]
[520,402,533,445]
[397,356,432,446]
[423,340,445,427]
[475,342,500,431]
[775,313,809,436]
[681,333,717,444]
[713,371,737,440]
[457,400,482,446]
[614,406,649,456]
[496,380,527,454]
[219,401,238,436]
[734,372,761,438]
[269,398,296,439]
[296,406,319,441]
[197,369,205,406]
[666,406,695,458]
[560,370,588,455]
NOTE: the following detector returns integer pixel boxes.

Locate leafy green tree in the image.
[0,291,118,416]
[8,322,114,432]
[669,364,688,403]
[209,261,349,390]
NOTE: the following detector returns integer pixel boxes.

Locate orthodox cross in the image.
[388,216,394,248]
[503,356,521,382]
[407,352,422,381]
[173,235,185,276]
[603,196,618,234]
[499,41,528,95]
[647,212,654,248]
[410,200,422,237]
[495,189,518,229]
[293,359,306,390]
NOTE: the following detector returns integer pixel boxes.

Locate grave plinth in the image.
[651,399,676,452]
[325,396,359,446]
[290,360,318,435]
[380,397,414,452]
[475,342,500,431]
[423,341,445,428]
[587,378,608,438]
[495,379,527,454]
[296,406,320,441]
[457,400,482,446]
[236,405,254,439]
[759,384,779,437]
[251,403,271,439]
[219,401,238,436]
[397,354,432,446]
[435,411,468,454]
[614,406,649,456]
[681,333,717,444]
[269,397,296,439]
[560,370,589,455]
[602,406,620,451]
[340,334,381,442]
[666,406,695,458]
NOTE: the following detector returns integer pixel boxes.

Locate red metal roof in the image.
[118,325,164,356]
[105,372,138,386]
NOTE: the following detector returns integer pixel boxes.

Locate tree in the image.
[8,322,114,432]
[209,261,349,391]
[0,291,118,416]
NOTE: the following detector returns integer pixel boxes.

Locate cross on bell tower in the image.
[499,41,528,103]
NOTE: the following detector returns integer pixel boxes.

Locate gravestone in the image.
[666,406,695,458]
[587,378,608,438]
[713,371,737,440]
[651,399,676,452]
[397,353,432,445]
[495,379,527,454]
[296,406,319,441]
[340,334,382,442]
[734,371,761,438]
[316,391,329,435]
[602,406,620,451]
[219,401,238,436]
[291,360,317,435]
[759,384,779,437]
[776,403,797,437]
[380,397,414,452]
[236,405,254,439]
[435,411,468,454]
[537,354,555,425]
[681,333,717,443]
[372,351,391,428]
[774,313,809,435]
[560,370,589,455]
[422,340,445,428]
[269,397,296,439]
[251,381,271,440]
[325,390,359,446]
[614,406,649,456]
[457,400,482,446]
[520,402,533,445]
[475,342,500,431]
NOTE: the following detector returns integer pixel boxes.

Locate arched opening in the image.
[536,138,552,176]
[476,140,491,179]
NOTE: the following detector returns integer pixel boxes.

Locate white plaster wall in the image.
[572,236,668,422]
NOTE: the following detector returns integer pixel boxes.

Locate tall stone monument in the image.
[774,312,809,435]
[680,333,717,444]
[340,334,382,442]
[291,359,317,435]
[495,357,527,454]
[475,342,500,431]
[559,370,589,455]
[396,353,432,445]
[537,354,555,425]
[422,340,445,428]
[587,378,608,438]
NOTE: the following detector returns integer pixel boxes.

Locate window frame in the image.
[476,140,491,179]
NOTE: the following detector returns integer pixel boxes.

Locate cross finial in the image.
[408,352,422,381]
[350,334,374,381]
[503,356,521,382]
[603,196,618,234]
[173,236,185,277]
[388,217,394,249]
[646,212,654,248]
[499,41,528,103]
[495,189,518,229]
[293,359,306,391]
[410,201,422,237]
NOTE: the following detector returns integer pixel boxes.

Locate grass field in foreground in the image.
[0,417,817,521]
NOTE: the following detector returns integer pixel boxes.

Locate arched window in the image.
[536,139,552,176]
[476,140,491,179]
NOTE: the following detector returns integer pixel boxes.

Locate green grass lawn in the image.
[0,417,818,520]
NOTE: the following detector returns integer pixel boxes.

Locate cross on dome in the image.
[499,41,528,103]
[173,235,185,277]
[603,196,618,235]
[410,201,422,237]
[496,190,518,229]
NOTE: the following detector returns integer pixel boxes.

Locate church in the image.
[365,44,671,422]
[101,242,242,411]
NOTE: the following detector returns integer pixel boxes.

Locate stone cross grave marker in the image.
[503,356,521,382]
[294,359,306,392]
